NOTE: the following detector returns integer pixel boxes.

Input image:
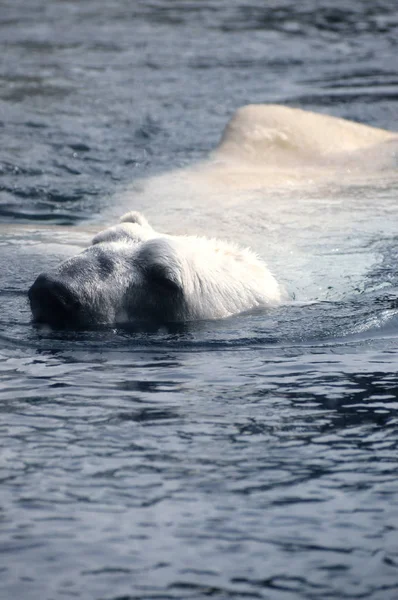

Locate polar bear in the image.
[28,104,398,326]
[28,211,282,327]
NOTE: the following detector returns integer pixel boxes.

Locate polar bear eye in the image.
[147,264,181,293]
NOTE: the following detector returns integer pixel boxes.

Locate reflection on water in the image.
[1,1,398,599]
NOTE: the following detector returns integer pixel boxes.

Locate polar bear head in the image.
[28,212,281,327]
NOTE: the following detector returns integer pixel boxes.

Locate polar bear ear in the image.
[92,221,151,246]
[120,211,151,228]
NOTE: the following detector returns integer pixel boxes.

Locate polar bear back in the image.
[215,104,396,164]
[106,105,398,302]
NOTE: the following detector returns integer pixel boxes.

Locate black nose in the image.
[28,274,81,326]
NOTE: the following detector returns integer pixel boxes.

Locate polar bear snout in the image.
[29,274,83,327]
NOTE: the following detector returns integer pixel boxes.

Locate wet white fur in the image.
[92,211,282,321]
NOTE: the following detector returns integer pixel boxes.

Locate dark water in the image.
[1,2,398,599]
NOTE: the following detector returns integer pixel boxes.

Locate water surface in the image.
[1,2,398,599]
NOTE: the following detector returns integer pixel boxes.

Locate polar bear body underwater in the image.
[28,104,397,327]
[29,211,282,326]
